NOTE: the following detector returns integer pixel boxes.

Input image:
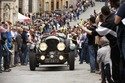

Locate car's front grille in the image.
[46,39,59,51]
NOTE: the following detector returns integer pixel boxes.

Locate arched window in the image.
[56,1,59,9]
[51,0,54,11]
[3,4,11,21]
[66,1,68,8]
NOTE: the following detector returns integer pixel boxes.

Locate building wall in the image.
[40,0,44,12]
[21,0,40,14]
[40,0,72,12]
[19,0,23,13]
[0,0,19,24]
[13,0,19,24]
[0,0,76,22]
[32,0,40,13]
[69,0,77,8]
[22,0,29,14]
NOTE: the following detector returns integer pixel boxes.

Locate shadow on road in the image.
[35,65,70,72]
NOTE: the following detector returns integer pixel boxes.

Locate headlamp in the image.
[57,42,65,51]
[39,42,47,51]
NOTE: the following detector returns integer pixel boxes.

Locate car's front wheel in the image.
[29,52,36,71]
[68,51,75,70]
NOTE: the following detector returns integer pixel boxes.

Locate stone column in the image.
[49,1,51,11]
[44,0,46,11]
[12,0,19,24]
[63,0,66,8]
[22,0,29,14]
[54,0,57,10]
[32,0,39,13]
[44,0,49,11]
[59,0,61,9]
[62,0,65,10]
[40,0,44,12]
[60,0,63,10]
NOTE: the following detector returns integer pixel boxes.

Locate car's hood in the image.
[45,36,60,41]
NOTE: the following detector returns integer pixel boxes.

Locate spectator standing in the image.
[87,16,97,73]
[80,31,89,64]
[0,24,2,73]
[99,6,121,83]
[0,22,11,72]
[14,27,23,66]
[114,1,125,83]
[21,26,29,65]
[6,21,15,68]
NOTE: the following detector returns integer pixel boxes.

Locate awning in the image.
[18,13,31,22]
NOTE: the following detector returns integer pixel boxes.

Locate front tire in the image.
[29,52,36,71]
[68,51,75,70]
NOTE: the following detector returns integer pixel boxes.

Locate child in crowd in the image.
[97,37,114,83]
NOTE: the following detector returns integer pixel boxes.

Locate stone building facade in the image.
[40,0,77,12]
[0,0,19,24]
[19,0,40,14]
[0,0,77,23]
[0,0,40,23]
[19,0,75,13]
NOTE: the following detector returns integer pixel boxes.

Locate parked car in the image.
[29,33,76,71]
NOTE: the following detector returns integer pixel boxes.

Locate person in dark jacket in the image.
[101,6,120,83]
[113,1,125,83]
[21,26,29,65]
[14,27,23,66]
[87,16,97,73]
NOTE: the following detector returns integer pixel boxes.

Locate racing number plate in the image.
[45,58,60,63]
